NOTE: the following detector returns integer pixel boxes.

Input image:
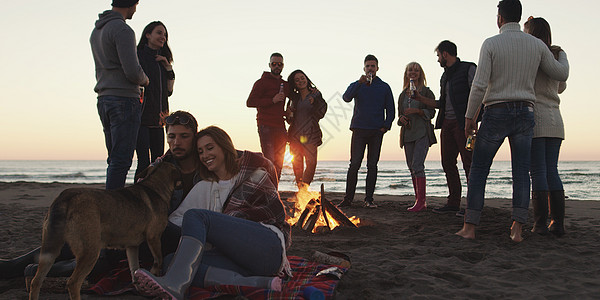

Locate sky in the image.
[1,0,599,161]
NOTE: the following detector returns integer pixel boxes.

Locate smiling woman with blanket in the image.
[134,126,291,300]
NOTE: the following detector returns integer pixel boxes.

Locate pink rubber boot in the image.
[407,177,427,212]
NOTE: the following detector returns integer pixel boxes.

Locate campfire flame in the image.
[287,183,361,233]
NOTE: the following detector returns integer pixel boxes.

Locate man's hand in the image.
[358,75,368,85]
[465,117,476,138]
[272,92,285,103]
[413,90,437,108]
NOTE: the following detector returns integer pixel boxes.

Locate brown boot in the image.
[548,190,565,237]
[531,191,549,234]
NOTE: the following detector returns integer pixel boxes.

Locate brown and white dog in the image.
[28,162,180,300]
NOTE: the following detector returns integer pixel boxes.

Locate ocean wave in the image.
[562,173,600,177]
[314,177,339,182]
[389,183,409,189]
[52,172,86,179]
[0,174,32,179]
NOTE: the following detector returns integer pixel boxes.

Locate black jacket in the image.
[138,45,172,126]
[435,59,476,130]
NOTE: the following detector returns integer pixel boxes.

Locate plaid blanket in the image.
[88,256,346,299]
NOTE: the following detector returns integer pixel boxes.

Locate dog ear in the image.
[135,164,155,182]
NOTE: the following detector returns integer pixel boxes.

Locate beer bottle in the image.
[466,130,476,151]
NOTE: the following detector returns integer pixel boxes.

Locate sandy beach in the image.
[1,182,600,299]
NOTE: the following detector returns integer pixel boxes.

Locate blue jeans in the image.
[530,137,563,191]
[97,96,142,190]
[135,126,165,176]
[344,128,384,202]
[465,103,534,225]
[177,209,283,286]
[403,136,430,178]
[258,125,287,180]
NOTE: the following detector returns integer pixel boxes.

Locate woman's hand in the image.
[398,115,410,126]
[155,55,172,70]
[307,88,320,104]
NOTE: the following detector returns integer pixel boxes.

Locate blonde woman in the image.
[397,62,436,212]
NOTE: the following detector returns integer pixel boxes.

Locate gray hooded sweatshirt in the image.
[90,10,148,98]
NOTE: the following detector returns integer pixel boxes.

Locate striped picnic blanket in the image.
[88,256,347,299]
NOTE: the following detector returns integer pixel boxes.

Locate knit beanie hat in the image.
[112,0,139,8]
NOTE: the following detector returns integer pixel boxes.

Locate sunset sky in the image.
[1,0,598,161]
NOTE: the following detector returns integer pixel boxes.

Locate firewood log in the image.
[302,205,321,232]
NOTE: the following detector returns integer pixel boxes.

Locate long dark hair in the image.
[524,17,561,59]
[195,126,240,182]
[137,21,173,63]
[287,69,317,102]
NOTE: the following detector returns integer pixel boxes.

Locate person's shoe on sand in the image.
[363,200,377,208]
[456,223,476,239]
[510,221,524,242]
[337,199,352,207]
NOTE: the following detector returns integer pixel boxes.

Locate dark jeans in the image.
[135,126,165,176]
[97,96,142,190]
[258,125,287,180]
[441,118,472,207]
[530,137,563,191]
[344,128,384,202]
[290,141,318,185]
[465,102,534,225]
[179,209,283,286]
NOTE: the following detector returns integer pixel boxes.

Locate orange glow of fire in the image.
[287,184,361,233]
[283,145,294,165]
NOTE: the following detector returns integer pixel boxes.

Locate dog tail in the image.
[29,190,73,298]
[39,190,72,259]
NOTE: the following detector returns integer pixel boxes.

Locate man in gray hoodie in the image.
[90,0,149,190]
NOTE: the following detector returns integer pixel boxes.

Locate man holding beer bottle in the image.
[338,54,395,208]
[246,53,289,181]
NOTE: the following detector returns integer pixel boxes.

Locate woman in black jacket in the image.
[135,21,175,176]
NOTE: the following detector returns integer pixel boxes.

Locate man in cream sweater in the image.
[455,0,569,242]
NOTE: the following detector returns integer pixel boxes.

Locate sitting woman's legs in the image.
[181,209,283,276]
[163,249,281,290]
[135,209,285,298]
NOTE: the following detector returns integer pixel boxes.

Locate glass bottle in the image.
[466,130,476,151]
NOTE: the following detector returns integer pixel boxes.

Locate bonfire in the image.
[287,184,361,233]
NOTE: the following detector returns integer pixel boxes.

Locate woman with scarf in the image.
[134,126,291,299]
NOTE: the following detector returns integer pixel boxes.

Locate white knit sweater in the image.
[533,69,567,139]
[466,23,569,119]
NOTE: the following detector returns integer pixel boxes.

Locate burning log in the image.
[320,183,357,228]
[321,197,357,228]
[302,205,321,232]
[295,198,317,228]
[290,184,359,233]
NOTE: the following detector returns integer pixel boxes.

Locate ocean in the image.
[0,160,598,201]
